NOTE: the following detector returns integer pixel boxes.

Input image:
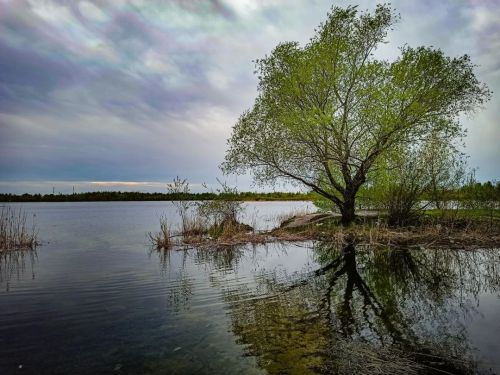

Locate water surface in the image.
[0,202,499,374]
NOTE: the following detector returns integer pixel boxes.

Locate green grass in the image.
[423,208,500,220]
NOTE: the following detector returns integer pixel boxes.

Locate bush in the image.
[196,179,247,236]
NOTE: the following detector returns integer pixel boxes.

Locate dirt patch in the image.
[280,213,341,229]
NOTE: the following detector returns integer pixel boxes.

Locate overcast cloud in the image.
[0,0,498,193]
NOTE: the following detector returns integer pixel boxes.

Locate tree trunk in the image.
[340,197,356,226]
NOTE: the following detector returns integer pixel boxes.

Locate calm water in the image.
[0,202,499,374]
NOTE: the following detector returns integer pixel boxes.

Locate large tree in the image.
[222,4,491,225]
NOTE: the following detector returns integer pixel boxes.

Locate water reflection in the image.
[149,248,194,313]
[217,242,500,374]
[0,249,37,291]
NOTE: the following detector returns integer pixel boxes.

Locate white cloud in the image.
[143,50,170,74]
[1,0,498,190]
[206,66,232,91]
[78,1,108,22]
[225,0,262,17]
[28,0,76,25]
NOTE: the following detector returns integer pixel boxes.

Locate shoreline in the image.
[157,213,500,251]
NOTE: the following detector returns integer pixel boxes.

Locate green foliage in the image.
[365,135,467,225]
[458,175,500,209]
[424,208,500,220]
[223,4,491,225]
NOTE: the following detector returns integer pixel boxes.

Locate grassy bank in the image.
[423,208,500,220]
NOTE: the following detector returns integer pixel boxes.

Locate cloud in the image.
[78,1,108,23]
[0,180,206,194]
[0,0,498,194]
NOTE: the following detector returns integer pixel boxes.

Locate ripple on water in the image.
[1,202,499,375]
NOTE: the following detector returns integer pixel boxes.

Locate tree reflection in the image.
[221,242,500,374]
[0,249,37,291]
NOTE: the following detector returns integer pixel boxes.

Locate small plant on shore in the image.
[148,215,172,250]
[0,206,38,251]
[167,177,197,234]
[197,179,250,238]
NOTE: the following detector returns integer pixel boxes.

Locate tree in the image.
[361,135,467,225]
[422,134,466,210]
[222,4,491,225]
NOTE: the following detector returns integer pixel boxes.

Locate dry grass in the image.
[343,222,500,249]
[181,215,207,240]
[150,210,500,251]
[177,220,500,250]
[183,219,260,248]
[217,220,251,239]
[270,213,500,249]
[0,206,38,251]
[148,215,173,250]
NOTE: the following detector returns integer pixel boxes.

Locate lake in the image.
[0,202,499,374]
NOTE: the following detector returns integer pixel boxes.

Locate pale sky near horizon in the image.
[0,0,499,194]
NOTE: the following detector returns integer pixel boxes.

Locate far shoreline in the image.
[0,191,315,203]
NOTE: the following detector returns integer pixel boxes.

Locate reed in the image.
[0,206,38,251]
[148,215,173,250]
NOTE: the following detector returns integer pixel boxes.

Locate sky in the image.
[0,0,499,194]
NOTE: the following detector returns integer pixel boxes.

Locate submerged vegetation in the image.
[0,206,38,251]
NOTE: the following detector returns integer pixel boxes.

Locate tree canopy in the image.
[222,4,491,225]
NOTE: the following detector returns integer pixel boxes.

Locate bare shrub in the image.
[196,179,248,238]
[167,177,206,237]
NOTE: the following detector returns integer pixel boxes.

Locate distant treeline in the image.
[0,191,316,202]
[1,181,497,204]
